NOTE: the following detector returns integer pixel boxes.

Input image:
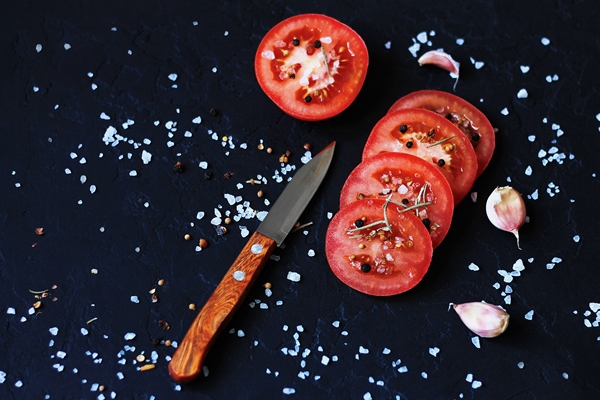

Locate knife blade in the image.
[168,141,335,383]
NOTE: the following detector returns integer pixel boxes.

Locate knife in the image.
[168,141,336,383]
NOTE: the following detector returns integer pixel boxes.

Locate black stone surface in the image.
[1,1,600,399]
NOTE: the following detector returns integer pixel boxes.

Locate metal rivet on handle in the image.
[233,270,246,281]
[251,244,263,254]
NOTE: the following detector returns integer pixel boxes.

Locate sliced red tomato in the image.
[254,14,369,121]
[362,108,477,204]
[388,90,495,176]
[326,199,433,296]
[340,153,454,249]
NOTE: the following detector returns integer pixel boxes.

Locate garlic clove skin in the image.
[485,186,526,249]
[451,302,510,338]
[417,50,460,89]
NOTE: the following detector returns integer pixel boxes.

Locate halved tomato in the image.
[388,90,495,176]
[254,14,369,121]
[340,153,454,249]
[362,108,478,204]
[326,199,433,296]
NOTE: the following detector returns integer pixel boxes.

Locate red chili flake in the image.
[223,171,235,179]
[35,227,44,235]
[173,162,184,172]
[159,320,170,330]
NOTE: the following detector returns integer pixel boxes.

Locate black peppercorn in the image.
[406,141,413,148]
[437,159,446,167]
[292,38,300,46]
[355,219,364,228]
[305,95,312,103]
[314,40,322,48]
[361,263,371,273]
[399,124,408,133]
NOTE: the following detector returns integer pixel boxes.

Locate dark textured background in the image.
[1,0,600,399]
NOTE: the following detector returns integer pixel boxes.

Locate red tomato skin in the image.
[362,108,478,205]
[340,152,454,249]
[326,199,433,296]
[255,14,369,121]
[388,90,495,176]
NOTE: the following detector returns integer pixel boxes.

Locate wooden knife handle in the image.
[168,231,277,383]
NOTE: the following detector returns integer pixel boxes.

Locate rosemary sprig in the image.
[291,221,314,233]
[29,289,49,294]
[321,47,332,78]
[390,200,433,213]
[427,135,455,148]
[346,219,386,233]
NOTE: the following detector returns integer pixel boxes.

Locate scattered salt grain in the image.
[49,327,59,336]
[287,271,301,282]
[421,372,428,379]
[168,73,178,81]
[517,89,528,98]
[471,336,481,348]
[359,346,369,354]
[7,308,15,314]
[130,296,139,304]
[129,171,137,177]
[308,249,315,257]
[429,347,440,357]
[520,65,530,73]
[525,166,533,176]
[472,380,482,389]
[124,332,136,340]
[525,310,534,320]
[81,328,88,336]
[141,150,152,164]
[528,135,536,142]
[36,44,42,52]
[468,262,479,271]
[456,38,464,45]
[321,355,330,365]
[408,42,420,57]
[541,37,551,45]
[501,108,509,116]
[364,392,373,400]
[573,235,580,242]
[283,388,295,395]
[64,43,71,50]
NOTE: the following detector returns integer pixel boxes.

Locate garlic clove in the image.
[451,301,510,338]
[485,186,526,249]
[417,50,460,89]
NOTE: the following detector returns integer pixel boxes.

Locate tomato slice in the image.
[362,108,478,204]
[326,199,433,296]
[254,14,369,121]
[340,153,454,249]
[388,90,495,177]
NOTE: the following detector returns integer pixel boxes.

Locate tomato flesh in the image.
[362,108,478,204]
[340,153,454,249]
[255,14,369,121]
[326,199,433,296]
[388,90,495,176]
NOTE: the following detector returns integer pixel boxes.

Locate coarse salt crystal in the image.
[468,262,479,271]
[517,89,528,98]
[429,347,440,357]
[456,38,464,45]
[124,332,136,340]
[471,336,481,348]
[520,65,530,73]
[287,271,301,282]
[7,307,15,314]
[501,108,509,116]
[541,37,551,45]
[49,327,59,336]
[141,150,152,164]
[525,310,534,320]
[283,388,295,395]
[168,73,178,81]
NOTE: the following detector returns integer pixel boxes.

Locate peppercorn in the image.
[314,40,322,48]
[204,171,212,180]
[437,159,446,167]
[355,219,364,228]
[361,264,371,273]
[402,198,409,205]
[292,38,300,46]
[209,108,218,116]
[422,218,431,230]
[472,133,480,142]
[399,124,408,133]
[406,141,413,148]
[305,95,312,103]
